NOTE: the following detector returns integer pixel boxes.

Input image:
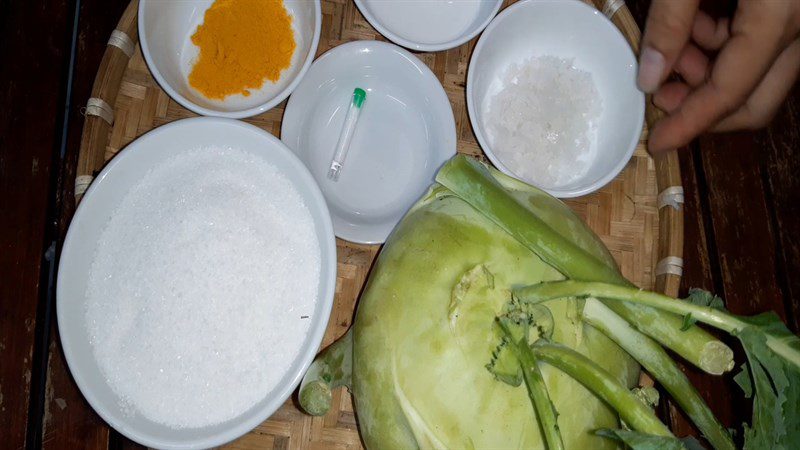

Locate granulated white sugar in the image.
[85,146,321,429]
[484,56,602,189]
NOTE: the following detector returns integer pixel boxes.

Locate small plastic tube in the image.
[328,88,366,181]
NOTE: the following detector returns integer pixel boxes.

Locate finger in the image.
[692,11,730,51]
[713,38,800,131]
[648,2,787,153]
[654,82,691,113]
[638,0,700,93]
[674,44,710,87]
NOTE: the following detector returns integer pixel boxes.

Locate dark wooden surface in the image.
[42,0,131,447]
[0,0,73,448]
[1,0,799,449]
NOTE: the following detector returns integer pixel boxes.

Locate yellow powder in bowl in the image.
[188,0,296,100]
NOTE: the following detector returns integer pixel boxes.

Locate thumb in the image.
[639,0,700,93]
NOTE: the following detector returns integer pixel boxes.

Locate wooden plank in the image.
[0,0,71,446]
[41,338,111,449]
[44,0,133,448]
[625,2,790,445]
[699,132,785,317]
[111,434,147,450]
[690,130,790,443]
[665,146,743,441]
[763,87,800,332]
[623,0,730,441]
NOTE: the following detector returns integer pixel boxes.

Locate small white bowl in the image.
[57,118,337,449]
[139,0,321,119]
[281,41,456,244]
[354,0,502,52]
[467,0,644,198]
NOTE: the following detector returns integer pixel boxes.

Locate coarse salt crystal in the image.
[484,55,603,189]
[85,146,321,429]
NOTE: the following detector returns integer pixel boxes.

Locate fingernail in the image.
[637,47,665,93]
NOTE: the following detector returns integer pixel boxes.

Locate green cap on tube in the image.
[353,88,366,108]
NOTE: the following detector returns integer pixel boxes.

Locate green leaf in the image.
[734,313,800,450]
[686,289,726,310]
[733,363,753,398]
[514,280,800,450]
[680,436,707,450]
[502,301,555,343]
[595,429,687,449]
[486,302,555,387]
[682,289,726,330]
[486,338,522,386]
[681,313,695,331]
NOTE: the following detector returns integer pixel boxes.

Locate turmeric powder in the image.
[188,0,296,100]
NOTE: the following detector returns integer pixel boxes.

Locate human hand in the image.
[638,0,800,153]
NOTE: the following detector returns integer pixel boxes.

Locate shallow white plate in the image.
[57,117,337,449]
[354,0,502,52]
[281,41,456,244]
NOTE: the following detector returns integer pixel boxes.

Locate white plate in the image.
[354,0,502,52]
[57,117,337,449]
[281,41,457,244]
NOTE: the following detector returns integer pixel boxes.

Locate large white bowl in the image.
[139,0,321,119]
[354,0,502,52]
[281,41,457,244]
[467,0,645,198]
[57,118,337,449]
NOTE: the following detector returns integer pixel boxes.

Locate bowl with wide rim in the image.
[467,0,645,198]
[139,0,321,119]
[354,0,503,52]
[57,117,337,449]
[281,40,457,244]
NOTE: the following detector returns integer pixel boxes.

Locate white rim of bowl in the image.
[57,117,337,449]
[466,0,645,198]
[138,0,322,119]
[353,0,503,52]
[280,40,458,244]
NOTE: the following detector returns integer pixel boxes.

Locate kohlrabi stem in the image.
[498,319,565,450]
[516,280,742,333]
[582,300,736,450]
[532,342,674,438]
[514,282,734,375]
[602,300,734,375]
[436,155,622,283]
[436,156,734,376]
[299,329,353,416]
[515,280,800,370]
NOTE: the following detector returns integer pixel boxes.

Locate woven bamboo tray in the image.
[74,0,685,448]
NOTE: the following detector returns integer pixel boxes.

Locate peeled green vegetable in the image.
[298,156,794,450]
[349,182,638,449]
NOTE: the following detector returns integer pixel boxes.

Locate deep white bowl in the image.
[139,0,321,119]
[467,0,645,198]
[57,118,337,449]
[281,41,457,244]
[354,0,502,52]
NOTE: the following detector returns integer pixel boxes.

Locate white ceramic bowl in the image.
[281,41,457,244]
[139,0,321,119]
[467,0,645,198]
[57,118,337,449]
[354,0,502,52]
